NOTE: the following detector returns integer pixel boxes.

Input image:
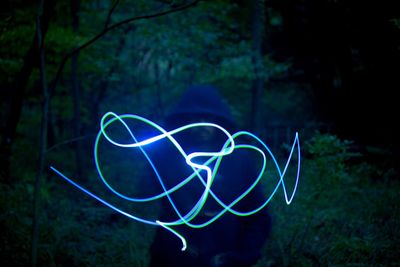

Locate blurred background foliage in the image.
[0,0,399,266]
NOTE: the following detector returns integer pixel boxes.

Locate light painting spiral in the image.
[50,111,301,251]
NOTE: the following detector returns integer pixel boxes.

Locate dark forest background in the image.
[1,0,399,266]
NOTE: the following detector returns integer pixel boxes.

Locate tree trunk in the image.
[31,0,50,265]
[70,0,83,178]
[0,0,54,184]
[250,0,265,133]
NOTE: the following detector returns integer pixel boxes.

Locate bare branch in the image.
[46,134,96,153]
[50,0,201,95]
[104,0,121,29]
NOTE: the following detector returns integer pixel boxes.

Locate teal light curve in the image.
[50,112,301,251]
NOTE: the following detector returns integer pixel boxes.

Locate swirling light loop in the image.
[50,112,300,251]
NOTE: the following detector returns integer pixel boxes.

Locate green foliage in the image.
[0,183,32,266]
[0,7,35,83]
[256,133,400,266]
[391,18,400,28]
[44,25,80,63]
[1,1,399,266]
[0,170,157,267]
[305,133,361,186]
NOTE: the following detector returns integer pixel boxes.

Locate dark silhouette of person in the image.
[147,84,271,267]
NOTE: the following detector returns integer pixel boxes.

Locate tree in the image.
[250,0,265,132]
[31,0,50,265]
[0,0,55,184]
[70,0,84,178]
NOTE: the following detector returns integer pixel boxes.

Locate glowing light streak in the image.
[50,112,301,251]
